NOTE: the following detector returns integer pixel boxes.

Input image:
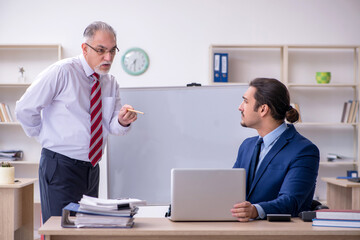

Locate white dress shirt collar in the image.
[79,54,94,78]
[262,122,287,149]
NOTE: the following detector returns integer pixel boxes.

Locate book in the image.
[341,101,350,123]
[213,53,221,82]
[5,104,14,122]
[0,105,5,122]
[316,209,360,220]
[351,100,359,123]
[220,53,228,82]
[312,218,360,228]
[347,100,355,123]
[0,103,10,122]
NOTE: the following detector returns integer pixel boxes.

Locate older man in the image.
[16,21,138,223]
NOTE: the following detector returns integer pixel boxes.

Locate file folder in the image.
[220,53,228,82]
[61,203,134,228]
[213,53,221,82]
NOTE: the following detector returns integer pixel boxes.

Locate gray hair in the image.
[83,21,117,42]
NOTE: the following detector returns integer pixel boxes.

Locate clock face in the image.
[121,48,149,76]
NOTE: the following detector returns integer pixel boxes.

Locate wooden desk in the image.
[322,177,360,210]
[0,178,37,240]
[39,217,360,240]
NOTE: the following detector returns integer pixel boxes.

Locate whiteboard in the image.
[107,85,256,204]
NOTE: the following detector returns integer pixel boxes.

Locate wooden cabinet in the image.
[210,45,360,201]
[0,178,37,240]
[321,177,360,210]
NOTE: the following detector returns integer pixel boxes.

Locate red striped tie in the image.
[89,73,103,166]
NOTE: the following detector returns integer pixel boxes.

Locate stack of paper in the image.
[0,150,23,161]
[63,195,146,228]
[79,195,146,212]
[75,213,135,228]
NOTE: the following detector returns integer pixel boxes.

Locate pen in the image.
[127,109,144,115]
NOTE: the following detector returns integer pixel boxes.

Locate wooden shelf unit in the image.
[210,45,360,200]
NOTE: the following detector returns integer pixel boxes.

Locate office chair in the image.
[311,199,329,211]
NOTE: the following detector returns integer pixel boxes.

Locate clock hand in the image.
[134,59,137,70]
[128,59,136,71]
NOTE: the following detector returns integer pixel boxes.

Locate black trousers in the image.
[39,148,99,223]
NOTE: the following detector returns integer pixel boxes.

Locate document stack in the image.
[0,150,23,161]
[312,209,360,228]
[62,195,146,228]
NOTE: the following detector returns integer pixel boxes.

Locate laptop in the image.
[168,168,246,221]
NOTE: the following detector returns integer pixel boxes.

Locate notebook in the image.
[168,168,246,221]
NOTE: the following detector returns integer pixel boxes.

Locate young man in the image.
[15,21,138,223]
[231,78,319,222]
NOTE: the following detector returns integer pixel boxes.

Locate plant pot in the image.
[0,166,15,184]
[316,72,331,84]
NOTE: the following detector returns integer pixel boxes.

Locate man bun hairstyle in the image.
[250,78,299,123]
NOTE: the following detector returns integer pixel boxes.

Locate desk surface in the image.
[322,177,360,188]
[0,178,37,188]
[39,217,360,240]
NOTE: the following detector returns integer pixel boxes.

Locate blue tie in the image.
[247,138,263,195]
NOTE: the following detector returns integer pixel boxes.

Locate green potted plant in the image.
[0,161,15,184]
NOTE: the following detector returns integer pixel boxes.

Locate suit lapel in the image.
[247,124,296,198]
[245,139,258,184]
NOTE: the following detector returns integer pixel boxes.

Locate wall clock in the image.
[121,47,149,76]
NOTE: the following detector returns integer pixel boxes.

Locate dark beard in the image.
[240,121,247,128]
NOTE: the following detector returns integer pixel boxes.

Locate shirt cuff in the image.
[110,118,131,135]
[254,204,266,219]
[21,125,41,138]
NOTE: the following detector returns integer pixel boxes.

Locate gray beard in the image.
[94,67,109,75]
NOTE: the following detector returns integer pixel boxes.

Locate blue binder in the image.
[220,53,228,82]
[213,53,221,82]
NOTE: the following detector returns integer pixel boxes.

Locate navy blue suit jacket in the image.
[233,124,319,217]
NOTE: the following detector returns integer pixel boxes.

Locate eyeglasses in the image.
[85,43,119,56]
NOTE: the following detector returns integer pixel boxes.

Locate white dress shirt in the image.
[15,54,130,161]
[253,122,287,219]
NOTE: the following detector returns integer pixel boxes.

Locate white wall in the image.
[1,0,359,88]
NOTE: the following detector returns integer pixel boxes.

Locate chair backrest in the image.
[311,200,329,211]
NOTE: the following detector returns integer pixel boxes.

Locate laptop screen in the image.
[169,168,246,221]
